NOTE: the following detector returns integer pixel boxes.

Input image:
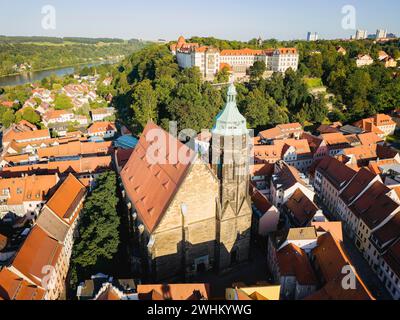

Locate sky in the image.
[0,0,399,41]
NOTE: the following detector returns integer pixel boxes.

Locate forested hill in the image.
[0,36,148,76]
[111,38,400,135]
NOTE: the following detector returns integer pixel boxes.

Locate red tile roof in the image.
[339,168,377,205]
[11,225,63,286]
[1,156,112,177]
[87,122,117,134]
[277,244,318,286]
[0,268,45,300]
[251,188,273,213]
[46,174,86,223]
[120,122,195,232]
[309,233,374,300]
[284,189,319,226]
[311,222,343,242]
[137,283,210,300]
[349,181,397,229]
[316,157,357,190]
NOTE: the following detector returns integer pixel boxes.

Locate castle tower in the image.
[211,83,253,271]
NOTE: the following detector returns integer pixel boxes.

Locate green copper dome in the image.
[212,83,248,136]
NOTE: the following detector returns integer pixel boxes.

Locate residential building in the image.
[306,232,374,300]
[354,114,396,138]
[336,46,347,55]
[91,108,115,122]
[356,54,374,67]
[87,122,117,139]
[270,161,314,208]
[313,157,357,214]
[258,123,303,143]
[0,268,45,300]
[36,174,86,260]
[282,188,324,228]
[6,225,68,300]
[0,175,59,220]
[250,186,279,236]
[42,110,75,127]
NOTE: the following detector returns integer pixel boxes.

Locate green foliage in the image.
[131,79,158,131]
[69,171,120,290]
[16,107,41,125]
[249,61,266,80]
[0,37,147,77]
[54,94,73,110]
[1,109,15,128]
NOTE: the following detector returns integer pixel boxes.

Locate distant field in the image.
[304,77,324,89]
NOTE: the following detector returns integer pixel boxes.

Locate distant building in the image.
[376,29,388,39]
[355,30,368,40]
[307,32,318,42]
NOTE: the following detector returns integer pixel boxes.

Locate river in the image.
[0,60,118,87]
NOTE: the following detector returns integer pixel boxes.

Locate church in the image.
[120,84,253,281]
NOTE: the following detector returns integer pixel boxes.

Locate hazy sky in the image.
[0,0,399,41]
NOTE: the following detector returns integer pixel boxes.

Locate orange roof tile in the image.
[0,175,58,205]
[137,283,210,300]
[87,122,117,134]
[339,168,377,205]
[38,141,112,159]
[357,132,383,146]
[0,268,45,300]
[316,157,357,190]
[310,233,374,300]
[284,189,319,226]
[277,244,318,286]
[220,48,264,56]
[11,225,63,287]
[1,156,111,177]
[311,221,343,242]
[120,122,195,232]
[46,174,86,223]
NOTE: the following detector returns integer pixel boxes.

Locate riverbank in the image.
[0,60,120,87]
[0,59,121,79]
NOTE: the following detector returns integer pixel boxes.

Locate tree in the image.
[241,89,270,128]
[249,61,266,80]
[1,109,15,128]
[54,94,74,110]
[20,107,41,125]
[69,171,120,290]
[131,79,158,132]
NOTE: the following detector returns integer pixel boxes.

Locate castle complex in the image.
[170,36,299,81]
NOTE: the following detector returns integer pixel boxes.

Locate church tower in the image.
[211,83,253,271]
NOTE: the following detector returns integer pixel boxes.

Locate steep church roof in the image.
[212,83,248,136]
[120,122,196,232]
